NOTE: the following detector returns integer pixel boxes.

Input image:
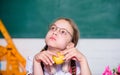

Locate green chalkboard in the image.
[0,0,120,38]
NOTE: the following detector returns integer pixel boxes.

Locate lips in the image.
[49,36,56,41]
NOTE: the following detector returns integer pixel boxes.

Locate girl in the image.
[30,17,91,75]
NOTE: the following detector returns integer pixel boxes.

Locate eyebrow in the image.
[51,24,68,31]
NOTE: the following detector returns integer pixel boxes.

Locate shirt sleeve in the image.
[76,61,81,74]
[26,56,34,74]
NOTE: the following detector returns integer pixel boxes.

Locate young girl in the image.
[27,17,91,75]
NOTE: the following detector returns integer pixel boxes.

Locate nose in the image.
[52,28,59,35]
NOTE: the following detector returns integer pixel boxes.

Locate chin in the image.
[47,43,56,47]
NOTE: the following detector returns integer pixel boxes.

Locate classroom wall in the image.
[0,38,120,75]
[0,0,120,38]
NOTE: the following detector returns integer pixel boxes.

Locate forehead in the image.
[54,19,73,33]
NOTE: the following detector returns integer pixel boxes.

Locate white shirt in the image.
[26,56,80,75]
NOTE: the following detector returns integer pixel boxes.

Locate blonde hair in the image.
[41,17,80,75]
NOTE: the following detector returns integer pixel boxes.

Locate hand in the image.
[34,50,57,66]
[61,47,87,64]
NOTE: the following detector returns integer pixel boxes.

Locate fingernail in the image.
[52,61,54,63]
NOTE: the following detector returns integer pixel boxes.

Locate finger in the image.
[35,54,41,61]
[66,43,75,49]
[35,51,44,61]
[61,49,70,55]
[64,51,75,61]
[40,56,49,65]
[41,52,54,65]
[72,57,77,61]
[35,51,55,65]
[35,52,52,65]
[44,52,54,65]
[47,50,57,56]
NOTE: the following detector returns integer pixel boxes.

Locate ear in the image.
[66,42,75,49]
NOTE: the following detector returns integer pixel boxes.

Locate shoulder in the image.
[26,56,34,74]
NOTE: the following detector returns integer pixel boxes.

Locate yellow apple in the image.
[52,52,64,65]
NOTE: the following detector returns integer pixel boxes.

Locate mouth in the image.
[49,37,56,41]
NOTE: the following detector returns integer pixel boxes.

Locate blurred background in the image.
[0,0,120,75]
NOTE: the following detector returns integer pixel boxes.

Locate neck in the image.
[47,46,64,53]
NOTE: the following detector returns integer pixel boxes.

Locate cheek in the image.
[45,31,51,39]
[45,32,51,42]
[57,39,69,48]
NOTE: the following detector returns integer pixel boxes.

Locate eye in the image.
[50,26,56,31]
[60,29,67,35]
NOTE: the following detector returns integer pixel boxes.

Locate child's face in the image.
[45,19,73,50]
